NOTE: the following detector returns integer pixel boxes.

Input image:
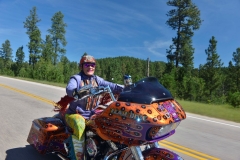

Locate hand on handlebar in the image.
[73,89,90,100]
[73,85,111,100]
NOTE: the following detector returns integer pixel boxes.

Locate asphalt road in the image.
[0,76,240,160]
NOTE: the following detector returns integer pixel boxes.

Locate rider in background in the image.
[123,74,132,87]
[65,54,123,160]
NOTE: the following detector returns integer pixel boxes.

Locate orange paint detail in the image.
[41,123,59,132]
[87,99,186,147]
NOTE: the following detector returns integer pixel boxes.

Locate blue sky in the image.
[0,0,240,68]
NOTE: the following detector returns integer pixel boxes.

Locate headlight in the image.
[150,122,180,139]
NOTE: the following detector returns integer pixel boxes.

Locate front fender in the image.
[142,147,183,160]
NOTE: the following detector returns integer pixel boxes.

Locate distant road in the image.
[0,76,240,160]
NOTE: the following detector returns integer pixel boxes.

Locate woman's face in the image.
[82,62,96,76]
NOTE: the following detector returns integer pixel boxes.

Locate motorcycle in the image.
[27,77,186,160]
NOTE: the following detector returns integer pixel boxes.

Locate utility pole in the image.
[147,57,149,77]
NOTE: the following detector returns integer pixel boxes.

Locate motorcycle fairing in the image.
[93,99,186,146]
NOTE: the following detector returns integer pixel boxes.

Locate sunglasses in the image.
[83,63,96,68]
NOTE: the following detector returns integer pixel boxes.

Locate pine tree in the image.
[225,62,236,93]
[23,6,42,68]
[15,46,25,76]
[200,36,223,100]
[232,48,240,91]
[41,35,54,63]
[166,0,202,69]
[48,11,67,65]
[1,40,13,70]
[165,0,202,100]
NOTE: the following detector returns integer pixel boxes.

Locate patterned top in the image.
[66,71,124,119]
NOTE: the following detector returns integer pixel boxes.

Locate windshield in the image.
[118,77,173,104]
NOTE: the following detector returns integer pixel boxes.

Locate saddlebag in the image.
[27,117,69,155]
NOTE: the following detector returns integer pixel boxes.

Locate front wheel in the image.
[119,147,183,160]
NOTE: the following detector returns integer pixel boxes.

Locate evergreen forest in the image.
[1,1,240,108]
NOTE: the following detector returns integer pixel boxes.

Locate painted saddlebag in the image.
[27,117,69,154]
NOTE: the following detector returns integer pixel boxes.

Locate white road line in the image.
[0,76,65,91]
[187,115,240,129]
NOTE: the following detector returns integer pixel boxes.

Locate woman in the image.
[65,54,123,160]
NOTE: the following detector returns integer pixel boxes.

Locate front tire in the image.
[119,147,183,160]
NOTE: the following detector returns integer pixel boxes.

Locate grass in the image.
[177,100,240,123]
[14,76,67,88]
[2,75,240,123]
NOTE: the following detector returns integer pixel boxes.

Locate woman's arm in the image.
[66,77,79,97]
[95,76,124,94]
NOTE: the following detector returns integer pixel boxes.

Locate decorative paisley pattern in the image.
[92,100,186,146]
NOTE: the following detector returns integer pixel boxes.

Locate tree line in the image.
[1,0,240,107]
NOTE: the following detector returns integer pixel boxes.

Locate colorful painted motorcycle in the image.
[27,77,186,160]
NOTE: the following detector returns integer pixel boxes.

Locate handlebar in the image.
[74,85,116,102]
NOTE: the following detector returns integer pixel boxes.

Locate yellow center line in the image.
[159,142,207,160]
[161,140,220,160]
[159,140,220,160]
[0,84,56,105]
[0,83,220,160]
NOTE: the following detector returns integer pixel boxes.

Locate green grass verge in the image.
[1,75,240,123]
[14,76,67,88]
[177,100,240,123]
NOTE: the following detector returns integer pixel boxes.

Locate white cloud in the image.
[144,40,171,57]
